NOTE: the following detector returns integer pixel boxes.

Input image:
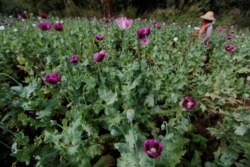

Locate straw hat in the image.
[200,11,215,21]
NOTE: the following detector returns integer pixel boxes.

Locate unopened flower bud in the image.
[126,109,135,122]
[243,93,249,99]
[161,124,165,130]
[110,129,119,136]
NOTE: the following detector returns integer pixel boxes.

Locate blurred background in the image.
[0,0,250,27]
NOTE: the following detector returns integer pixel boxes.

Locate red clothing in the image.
[198,22,213,48]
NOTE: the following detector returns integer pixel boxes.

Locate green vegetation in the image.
[1,0,250,27]
[0,15,250,166]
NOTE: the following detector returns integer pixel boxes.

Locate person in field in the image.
[190,11,215,48]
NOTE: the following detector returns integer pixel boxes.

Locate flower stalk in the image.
[0,73,22,86]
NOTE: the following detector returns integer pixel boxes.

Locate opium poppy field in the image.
[0,14,250,167]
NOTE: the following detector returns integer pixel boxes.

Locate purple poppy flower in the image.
[40,13,48,19]
[144,139,164,159]
[93,50,108,62]
[37,22,52,31]
[20,11,28,19]
[140,37,149,46]
[93,53,104,62]
[155,22,161,29]
[54,22,63,31]
[136,28,144,39]
[181,96,197,111]
[225,44,236,52]
[142,26,151,36]
[136,27,152,45]
[16,14,22,20]
[44,72,61,84]
[218,28,226,33]
[227,34,233,40]
[70,54,80,63]
[116,17,133,30]
[99,50,108,57]
[16,15,22,21]
[95,34,105,40]
[136,27,152,39]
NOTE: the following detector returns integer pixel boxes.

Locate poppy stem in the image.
[109,124,126,138]
[187,112,192,123]
[243,79,250,107]
[82,85,87,104]
[97,64,102,81]
[0,122,14,135]
[62,90,70,104]
[121,31,125,55]
[0,73,22,86]
[59,85,74,105]
[0,140,11,150]
[137,39,141,59]
[130,121,139,166]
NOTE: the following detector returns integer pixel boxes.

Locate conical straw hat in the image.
[200,11,215,21]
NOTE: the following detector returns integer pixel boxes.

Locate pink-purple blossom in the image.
[181,96,197,111]
[155,22,161,29]
[225,44,236,52]
[136,27,152,45]
[218,28,226,33]
[16,15,22,21]
[54,22,63,31]
[70,54,80,63]
[227,34,233,40]
[37,22,52,31]
[116,17,133,30]
[136,27,151,39]
[93,50,108,62]
[95,34,105,41]
[40,13,48,19]
[141,37,150,45]
[144,139,164,159]
[44,72,61,84]
[20,11,28,19]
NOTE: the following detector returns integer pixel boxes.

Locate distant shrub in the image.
[151,8,180,22]
[236,11,250,27]
[119,6,137,18]
[0,0,30,15]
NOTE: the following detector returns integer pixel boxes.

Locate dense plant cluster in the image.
[0,14,250,166]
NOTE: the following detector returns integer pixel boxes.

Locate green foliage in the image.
[151,8,181,22]
[93,155,115,167]
[0,15,250,166]
[207,110,250,166]
[0,0,30,14]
